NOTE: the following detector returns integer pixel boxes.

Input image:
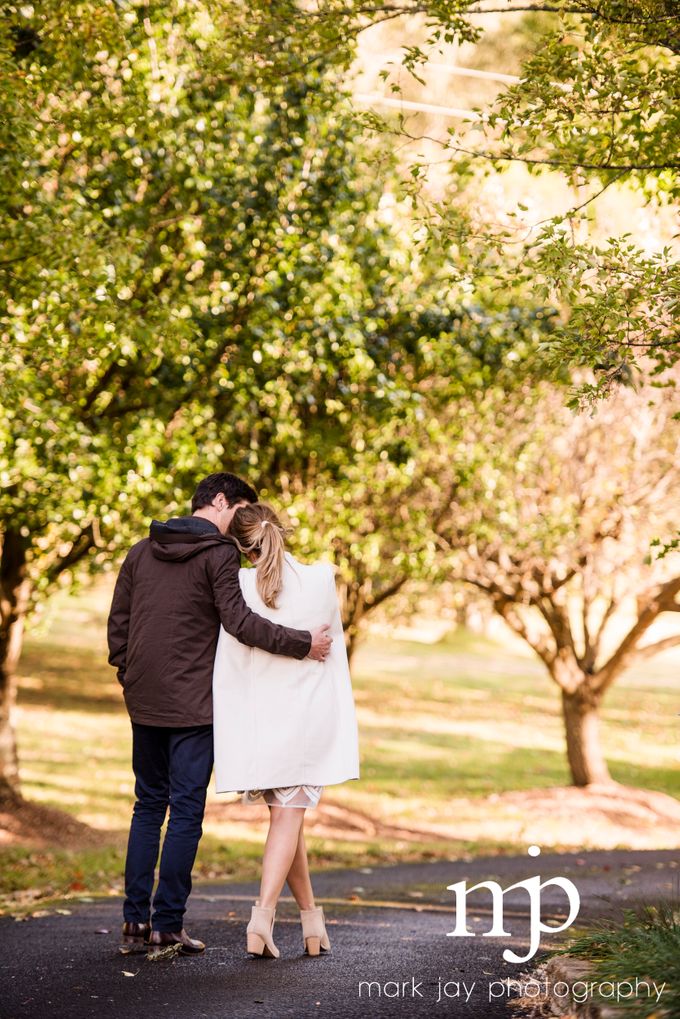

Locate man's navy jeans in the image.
[123,722,214,932]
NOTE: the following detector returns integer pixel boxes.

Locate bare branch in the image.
[374,121,679,172]
[535,595,578,662]
[412,133,680,172]
[581,593,594,669]
[493,596,557,670]
[631,634,680,660]
[43,524,99,586]
[594,574,680,692]
[591,594,617,657]
[367,574,409,610]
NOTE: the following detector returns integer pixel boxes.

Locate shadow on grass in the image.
[359,728,680,800]
[359,729,571,796]
[18,642,124,714]
[609,761,680,799]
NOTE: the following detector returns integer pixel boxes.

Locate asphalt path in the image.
[1,849,677,1019]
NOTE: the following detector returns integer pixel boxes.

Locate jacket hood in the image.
[149,517,235,562]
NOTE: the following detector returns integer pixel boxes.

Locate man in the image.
[107,472,332,958]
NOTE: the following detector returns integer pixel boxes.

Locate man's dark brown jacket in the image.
[107,517,312,726]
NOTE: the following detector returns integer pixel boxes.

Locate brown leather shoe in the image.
[147,929,206,959]
[119,921,151,955]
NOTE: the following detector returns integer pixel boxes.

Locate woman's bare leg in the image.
[258,806,306,909]
[284,825,315,911]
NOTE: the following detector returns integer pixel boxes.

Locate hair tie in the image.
[260,520,269,529]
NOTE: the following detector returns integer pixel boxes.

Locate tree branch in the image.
[591,593,617,658]
[493,596,557,670]
[422,135,680,172]
[367,574,409,610]
[535,595,578,662]
[43,523,100,586]
[631,634,680,661]
[594,574,680,692]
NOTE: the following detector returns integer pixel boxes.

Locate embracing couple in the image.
[107,472,360,960]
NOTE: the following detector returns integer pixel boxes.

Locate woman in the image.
[212,503,360,959]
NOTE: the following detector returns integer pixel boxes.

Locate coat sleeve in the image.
[209,544,312,659]
[107,553,133,686]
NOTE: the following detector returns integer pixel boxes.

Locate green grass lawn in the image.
[3,579,678,911]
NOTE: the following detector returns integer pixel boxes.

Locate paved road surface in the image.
[1,849,677,1019]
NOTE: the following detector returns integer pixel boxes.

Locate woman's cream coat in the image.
[213,552,360,792]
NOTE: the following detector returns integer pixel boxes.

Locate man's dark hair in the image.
[191,473,257,512]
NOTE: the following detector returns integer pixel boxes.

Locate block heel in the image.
[300,907,331,956]
[246,905,279,959]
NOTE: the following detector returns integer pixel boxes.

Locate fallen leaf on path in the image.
[121,971,136,978]
[147,943,182,961]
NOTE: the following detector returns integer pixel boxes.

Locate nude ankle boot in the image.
[246,905,280,958]
[300,906,331,956]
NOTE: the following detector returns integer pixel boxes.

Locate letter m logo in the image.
[446,875,580,964]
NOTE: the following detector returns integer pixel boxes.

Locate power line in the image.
[371,53,520,86]
[354,93,483,120]
[424,62,519,85]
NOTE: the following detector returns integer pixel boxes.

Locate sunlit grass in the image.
[350,633,679,804]
[4,579,678,909]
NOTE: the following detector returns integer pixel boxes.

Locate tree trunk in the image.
[0,529,30,803]
[338,578,364,667]
[345,625,359,666]
[561,687,612,787]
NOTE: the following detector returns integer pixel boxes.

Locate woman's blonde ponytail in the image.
[229,504,287,608]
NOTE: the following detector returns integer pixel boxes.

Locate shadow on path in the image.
[0,849,677,1019]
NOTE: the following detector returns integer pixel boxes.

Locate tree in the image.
[238,0,679,393]
[2,1,547,797]
[0,3,431,798]
[254,297,555,658]
[6,0,672,807]
[436,374,680,786]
